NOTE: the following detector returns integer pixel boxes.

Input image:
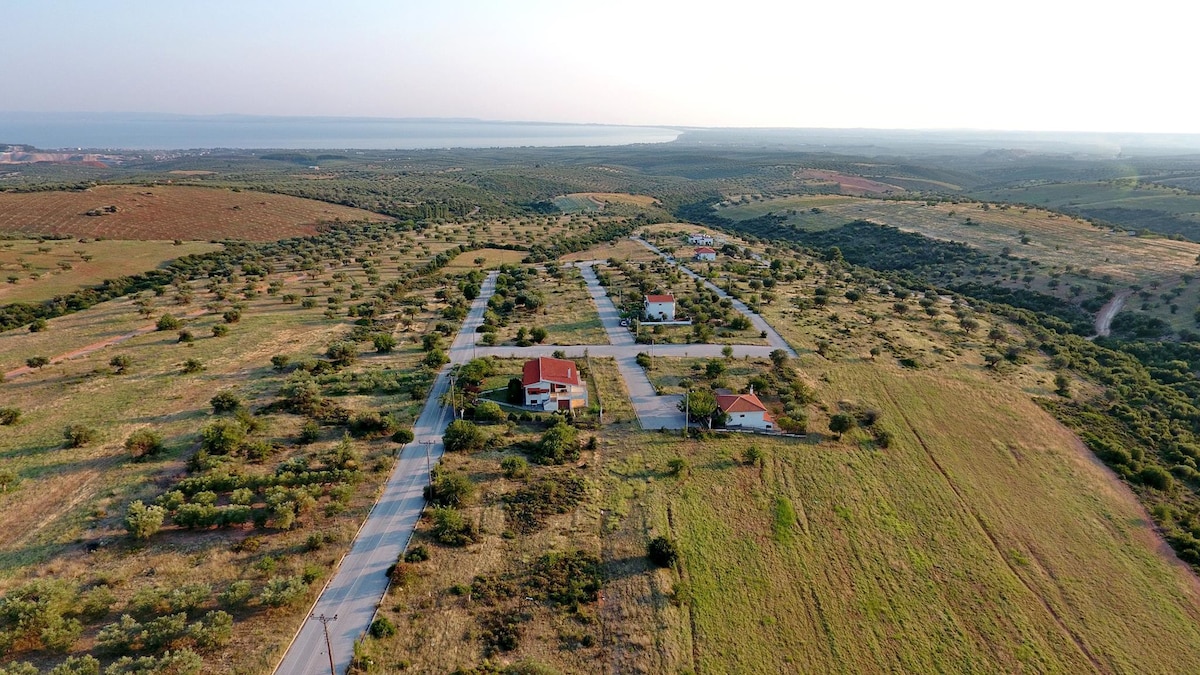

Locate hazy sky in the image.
[3,0,1197,133]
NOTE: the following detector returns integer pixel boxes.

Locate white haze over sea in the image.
[0,113,682,151]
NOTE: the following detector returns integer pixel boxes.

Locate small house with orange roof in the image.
[694,246,717,262]
[716,389,775,430]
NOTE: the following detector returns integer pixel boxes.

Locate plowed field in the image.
[0,185,390,241]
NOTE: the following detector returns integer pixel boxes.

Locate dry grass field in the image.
[717,195,1200,286]
[553,193,658,213]
[0,238,219,304]
[444,247,528,271]
[0,185,389,241]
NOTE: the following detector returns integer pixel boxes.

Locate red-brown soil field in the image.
[0,185,390,241]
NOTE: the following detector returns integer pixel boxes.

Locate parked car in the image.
[620,319,629,327]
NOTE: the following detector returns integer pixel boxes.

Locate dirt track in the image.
[1093,290,1131,337]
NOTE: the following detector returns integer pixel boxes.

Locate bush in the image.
[373,333,397,353]
[258,576,308,607]
[63,424,97,448]
[647,536,678,568]
[392,428,415,444]
[217,581,253,609]
[667,457,688,476]
[743,445,763,465]
[404,545,430,563]
[125,429,165,460]
[424,471,476,507]
[429,506,478,546]
[210,390,243,414]
[109,355,132,374]
[444,419,486,453]
[475,400,505,423]
[369,617,396,639]
[177,329,194,343]
[211,324,229,337]
[349,411,399,439]
[532,423,579,465]
[501,456,529,479]
[424,348,449,368]
[325,341,358,368]
[1140,465,1174,491]
[0,407,20,425]
[507,378,525,404]
[26,355,50,369]
[828,413,855,438]
[125,500,165,539]
[271,354,290,371]
[182,358,205,374]
[222,309,241,324]
[156,314,181,331]
[201,419,246,455]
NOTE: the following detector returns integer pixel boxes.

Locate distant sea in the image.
[0,112,682,151]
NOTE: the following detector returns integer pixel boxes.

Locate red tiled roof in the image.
[695,247,717,254]
[717,392,768,414]
[522,356,581,387]
[644,294,675,303]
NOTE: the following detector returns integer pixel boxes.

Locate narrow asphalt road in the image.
[633,237,797,356]
[573,261,682,429]
[275,272,497,675]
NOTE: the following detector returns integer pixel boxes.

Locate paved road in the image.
[572,262,682,429]
[275,273,497,675]
[633,237,797,357]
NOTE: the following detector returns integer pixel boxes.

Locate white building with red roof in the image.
[522,356,588,411]
[694,246,717,262]
[716,390,775,430]
[643,294,676,321]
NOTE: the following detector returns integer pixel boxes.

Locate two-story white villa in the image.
[522,356,588,411]
[643,294,676,321]
[688,233,714,246]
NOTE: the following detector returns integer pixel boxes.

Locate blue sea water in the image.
[0,112,681,150]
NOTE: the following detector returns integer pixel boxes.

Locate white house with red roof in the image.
[643,294,676,321]
[694,246,717,262]
[522,356,588,411]
[716,390,775,430]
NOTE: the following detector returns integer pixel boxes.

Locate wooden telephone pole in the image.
[311,613,338,675]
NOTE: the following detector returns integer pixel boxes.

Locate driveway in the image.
[274,273,497,675]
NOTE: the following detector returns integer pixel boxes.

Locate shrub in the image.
[211,324,229,337]
[429,506,477,546]
[270,354,290,371]
[177,329,194,343]
[743,445,763,465]
[475,400,505,423]
[201,419,246,455]
[28,318,47,332]
[156,314,181,331]
[0,407,20,425]
[1140,465,1174,491]
[210,390,243,414]
[349,411,399,439]
[0,467,17,492]
[404,545,430,563]
[507,377,524,404]
[387,561,418,588]
[424,348,449,368]
[299,420,321,444]
[372,333,397,353]
[325,341,358,368]
[63,424,97,448]
[125,429,165,460]
[828,413,855,438]
[369,617,397,639]
[444,419,486,453]
[667,457,688,476]
[530,326,548,343]
[391,428,415,444]
[501,455,529,479]
[217,581,253,609]
[182,358,205,374]
[124,501,165,539]
[222,310,241,324]
[647,536,678,567]
[109,355,132,374]
[258,576,308,607]
[425,470,476,507]
[532,423,578,465]
[188,610,233,651]
[26,355,50,369]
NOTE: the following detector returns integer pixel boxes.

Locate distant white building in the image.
[717,391,775,430]
[522,356,588,411]
[688,233,714,246]
[643,294,676,321]
[694,246,717,262]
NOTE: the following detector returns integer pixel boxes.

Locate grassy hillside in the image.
[604,365,1200,672]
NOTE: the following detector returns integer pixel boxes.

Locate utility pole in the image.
[310,613,338,675]
[422,440,432,478]
[683,388,689,438]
